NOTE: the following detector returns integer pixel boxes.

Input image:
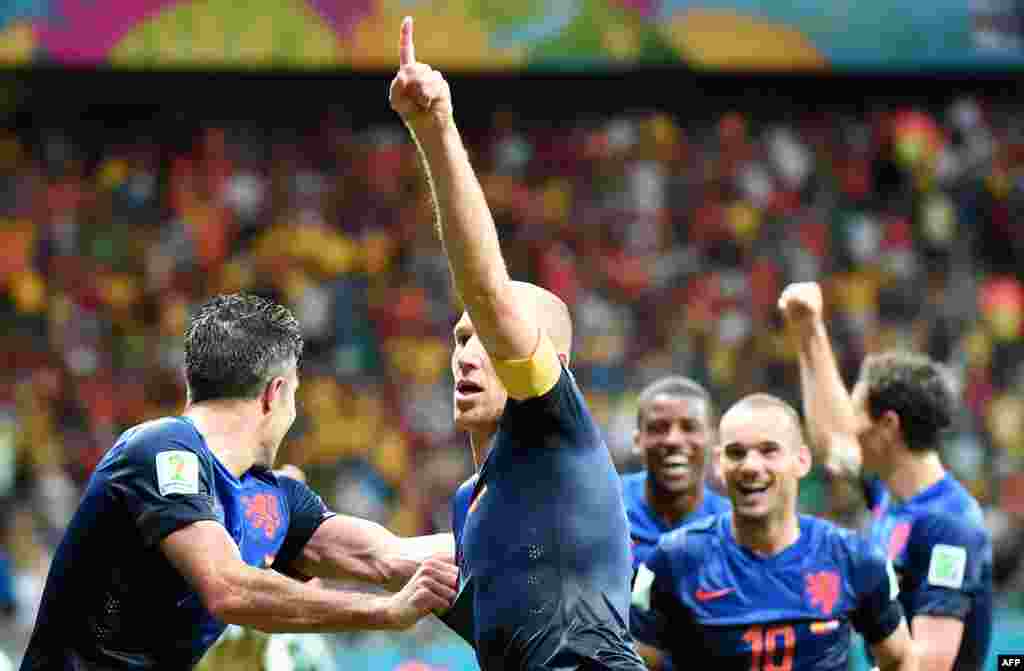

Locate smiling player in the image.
[623,377,730,670]
[625,377,730,570]
[632,395,917,671]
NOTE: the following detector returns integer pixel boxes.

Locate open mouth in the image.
[660,456,690,478]
[736,482,770,496]
[456,380,484,395]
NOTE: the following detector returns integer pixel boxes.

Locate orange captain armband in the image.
[492,332,562,400]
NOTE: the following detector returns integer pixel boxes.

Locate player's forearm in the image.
[412,124,539,360]
[398,532,455,559]
[412,124,509,306]
[878,641,918,671]
[209,564,399,633]
[377,533,455,592]
[295,516,452,592]
[797,319,860,456]
[385,533,455,587]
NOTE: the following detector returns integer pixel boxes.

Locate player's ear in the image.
[632,429,642,457]
[881,409,902,444]
[795,442,813,478]
[260,378,286,415]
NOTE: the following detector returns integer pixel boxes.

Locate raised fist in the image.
[778,282,824,327]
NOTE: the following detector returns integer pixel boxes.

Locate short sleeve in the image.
[104,428,220,548]
[271,476,336,575]
[850,540,905,644]
[903,514,990,621]
[501,363,599,451]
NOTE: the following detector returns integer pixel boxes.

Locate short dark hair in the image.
[184,294,304,404]
[859,352,955,452]
[637,376,714,429]
[728,393,804,445]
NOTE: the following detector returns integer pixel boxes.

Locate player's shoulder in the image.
[802,514,880,562]
[936,477,988,529]
[910,507,991,550]
[100,416,209,468]
[125,415,200,444]
[659,512,721,554]
[272,470,309,498]
[798,516,891,598]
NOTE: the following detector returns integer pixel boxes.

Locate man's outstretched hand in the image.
[389,17,453,134]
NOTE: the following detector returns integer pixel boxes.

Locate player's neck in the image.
[732,513,800,557]
[183,402,259,477]
[468,427,497,470]
[883,449,946,502]
[645,480,702,528]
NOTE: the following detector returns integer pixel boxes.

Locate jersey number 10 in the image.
[742,625,796,671]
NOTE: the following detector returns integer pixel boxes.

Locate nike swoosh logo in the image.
[696,587,735,601]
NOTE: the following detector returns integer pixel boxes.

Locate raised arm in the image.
[389,17,538,363]
[778,282,863,477]
[161,521,456,633]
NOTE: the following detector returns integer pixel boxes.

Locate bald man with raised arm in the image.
[390,17,645,671]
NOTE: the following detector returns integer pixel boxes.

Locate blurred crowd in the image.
[1,94,1024,664]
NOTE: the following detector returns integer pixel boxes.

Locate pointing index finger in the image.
[400,16,415,66]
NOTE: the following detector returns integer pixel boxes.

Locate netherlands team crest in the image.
[805,570,840,616]
[242,493,282,539]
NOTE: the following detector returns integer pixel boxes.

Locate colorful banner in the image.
[2,0,1024,70]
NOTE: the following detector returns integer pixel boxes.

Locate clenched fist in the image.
[778,281,824,328]
[389,17,453,134]
[385,553,459,629]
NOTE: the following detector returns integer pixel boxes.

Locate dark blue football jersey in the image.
[20,416,334,671]
[622,471,730,671]
[442,367,644,671]
[622,470,731,571]
[866,474,993,671]
[632,514,904,671]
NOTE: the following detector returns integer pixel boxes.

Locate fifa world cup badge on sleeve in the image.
[926,544,966,589]
[156,451,200,496]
